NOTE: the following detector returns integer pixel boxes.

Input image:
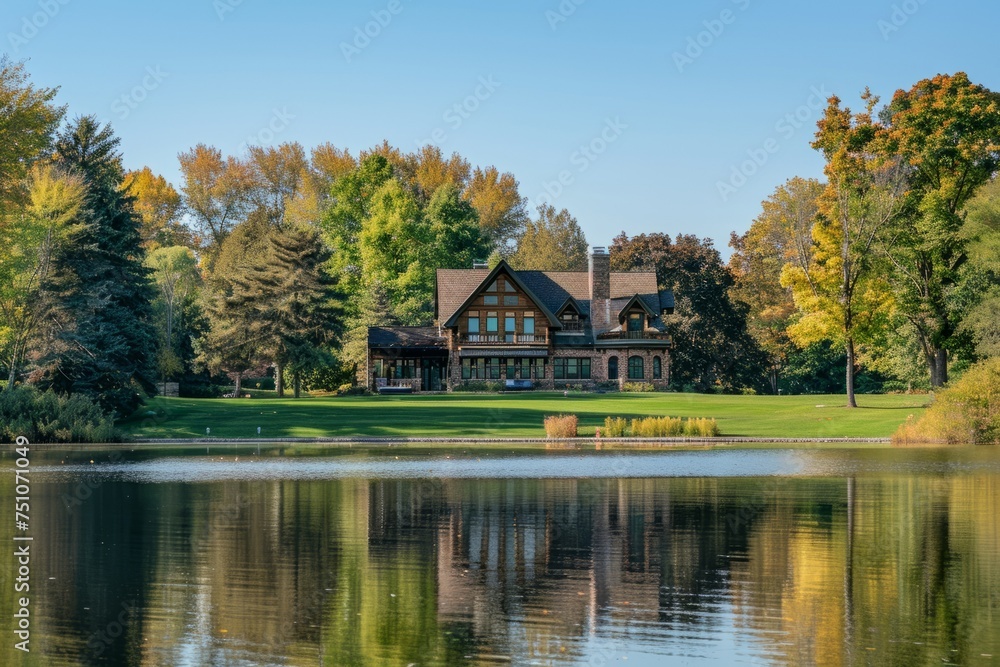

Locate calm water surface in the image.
[1,446,998,666]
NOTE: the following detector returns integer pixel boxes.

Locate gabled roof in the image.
[616,294,657,324]
[555,296,585,317]
[441,260,562,329]
[436,264,665,335]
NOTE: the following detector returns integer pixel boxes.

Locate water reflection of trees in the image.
[1,469,998,665]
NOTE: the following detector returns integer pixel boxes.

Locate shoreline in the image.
[111,436,889,446]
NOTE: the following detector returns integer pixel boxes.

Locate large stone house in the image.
[366,247,673,392]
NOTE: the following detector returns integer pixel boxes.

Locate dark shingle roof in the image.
[368,326,447,348]
[436,267,664,326]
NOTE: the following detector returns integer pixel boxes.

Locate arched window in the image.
[608,356,618,380]
[628,356,644,380]
[653,356,662,380]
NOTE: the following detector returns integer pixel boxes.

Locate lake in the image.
[1,446,998,666]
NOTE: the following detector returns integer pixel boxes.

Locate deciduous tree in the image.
[510,204,588,271]
[784,92,906,407]
[880,73,1000,386]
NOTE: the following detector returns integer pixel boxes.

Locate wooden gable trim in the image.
[442,260,562,329]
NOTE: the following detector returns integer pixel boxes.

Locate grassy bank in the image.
[124,392,930,440]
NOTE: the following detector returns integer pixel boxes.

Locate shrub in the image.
[893,358,1000,445]
[601,415,721,438]
[684,417,720,437]
[630,416,684,437]
[544,414,578,438]
[622,382,655,393]
[0,386,125,443]
[453,381,502,393]
[602,416,630,437]
[336,383,369,396]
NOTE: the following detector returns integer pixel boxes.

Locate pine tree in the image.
[204,224,339,397]
[35,117,158,416]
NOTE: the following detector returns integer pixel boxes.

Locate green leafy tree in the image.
[730,177,824,393]
[784,92,906,407]
[0,165,86,388]
[0,57,65,211]
[510,204,588,271]
[321,154,394,291]
[146,246,201,381]
[958,176,1000,359]
[880,73,1000,386]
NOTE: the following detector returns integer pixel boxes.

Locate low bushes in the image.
[621,382,655,393]
[453,381,503,393]
[893,358,1000,445]
[602,415,720,438]
[602,417,630,437]
[336,384,370,396]
[544,414,578,438]
[0,385,125,443]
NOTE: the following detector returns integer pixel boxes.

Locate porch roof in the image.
[459,349,548,358]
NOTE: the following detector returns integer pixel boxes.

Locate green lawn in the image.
[125,392,930,440]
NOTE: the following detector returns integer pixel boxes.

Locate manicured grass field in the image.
[125,392,930,440]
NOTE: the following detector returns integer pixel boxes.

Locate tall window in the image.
[554,358,591,380]
[504,315,516,343]
[468,313,480,341]
[515,358,545,380]
[486,313,498,335]
[462,358,485,379]
[653,356,662,379]
[608,356,618,380]
[628,313,643,332]
[486,357,502,379]
[628,355,644,380]
[523,315,535,341]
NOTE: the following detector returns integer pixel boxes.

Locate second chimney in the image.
[589,247,611,333]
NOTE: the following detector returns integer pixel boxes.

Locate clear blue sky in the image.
[4,0,998,258]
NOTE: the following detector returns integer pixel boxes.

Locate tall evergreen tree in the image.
[36,117,157,416]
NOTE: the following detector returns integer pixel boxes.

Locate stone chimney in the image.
[589,247,611,334]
